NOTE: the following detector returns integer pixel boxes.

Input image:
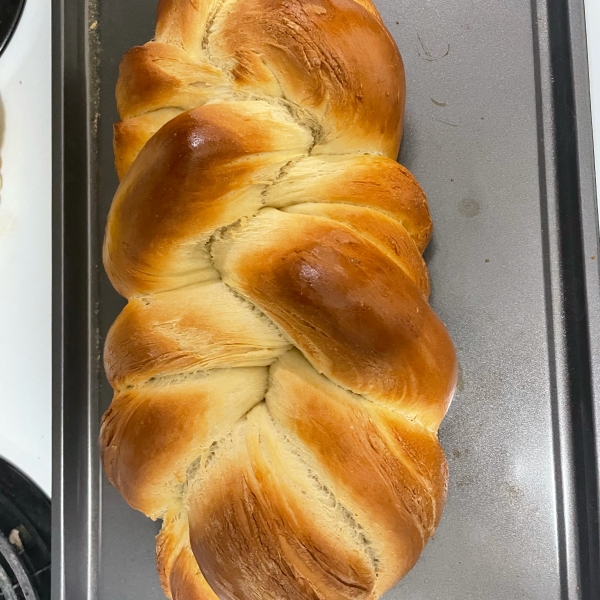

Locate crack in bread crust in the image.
[101,0,457,598]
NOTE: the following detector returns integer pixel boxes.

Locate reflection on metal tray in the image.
[52,0,600,598]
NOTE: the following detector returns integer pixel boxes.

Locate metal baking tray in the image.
[52,0,600,598]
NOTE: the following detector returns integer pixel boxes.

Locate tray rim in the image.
[563,0,600,594]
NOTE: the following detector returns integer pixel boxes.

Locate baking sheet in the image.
[52,0,600,598]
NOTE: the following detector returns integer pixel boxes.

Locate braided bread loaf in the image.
[100,0,458,598]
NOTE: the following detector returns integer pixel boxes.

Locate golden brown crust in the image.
[188,412,377,600]
[282,203,430,297]
[100,367,268,518]
[120,0,405,169]
[104,101,311,297]
[101,0,457,598]
[265,350,446,589]
[114,108,184,181]
[157,509,219,600]
[207,0,405,156]
[155,0,220,55]
[264,155,433,252]
[116,44,227,121]
[104,281,289,389]
[212,209,456,430]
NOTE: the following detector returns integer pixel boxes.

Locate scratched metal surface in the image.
[53,0,600,598]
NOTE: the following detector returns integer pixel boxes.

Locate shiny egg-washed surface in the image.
[99,0,457,599]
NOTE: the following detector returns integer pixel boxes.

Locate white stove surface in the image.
[0,0,51,497]
[0,0,597,501]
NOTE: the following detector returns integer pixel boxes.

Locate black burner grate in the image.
[0,0,26,57]
[0,459,50,600]
[0,531,37,599]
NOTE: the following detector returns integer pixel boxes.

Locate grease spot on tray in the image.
[502,483,525,501]
[453,448,470,459]
[435,118,459,127]
[456,478,474,488]
[459,198,480,218]
[417,31,450,62]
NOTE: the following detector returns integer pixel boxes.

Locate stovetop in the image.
[0,0,26,57]
[0,0,51,498]
[0,458,50,600]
